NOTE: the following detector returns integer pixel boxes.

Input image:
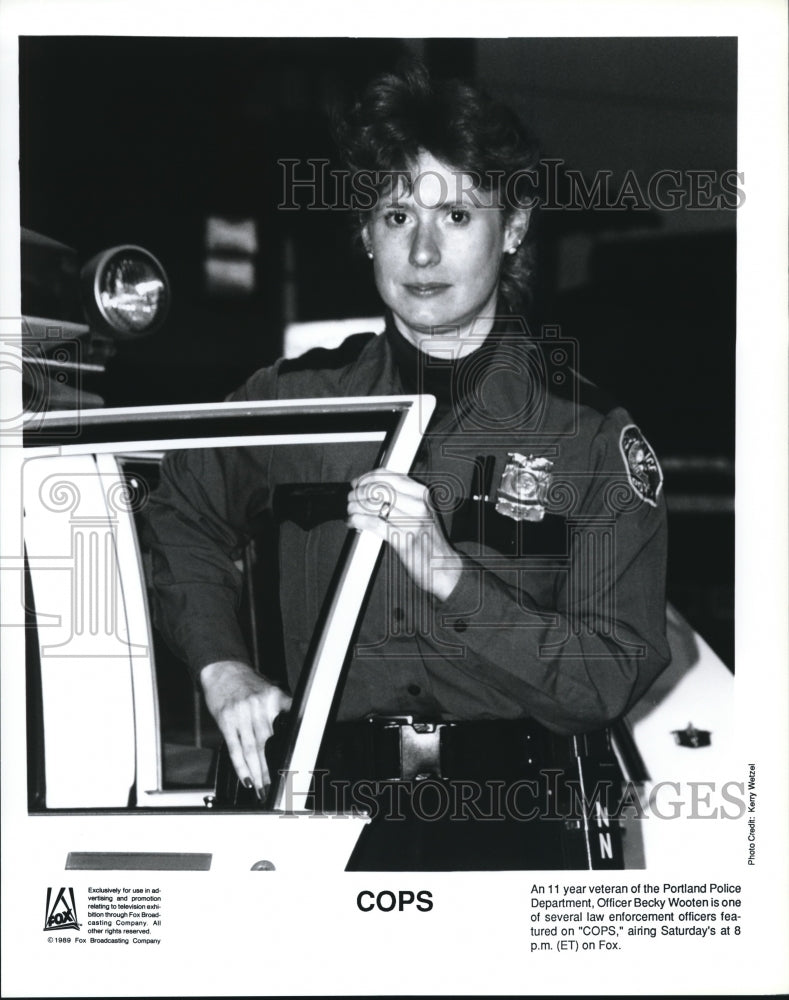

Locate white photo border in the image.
[1,2,787,996]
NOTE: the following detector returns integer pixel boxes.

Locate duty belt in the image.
[367,716,452,781]
[313,716,614,783]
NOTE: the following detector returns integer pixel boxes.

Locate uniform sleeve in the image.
[426,413,671,734]
[142,368,279,682]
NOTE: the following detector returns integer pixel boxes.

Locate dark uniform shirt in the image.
[145,315,670,735]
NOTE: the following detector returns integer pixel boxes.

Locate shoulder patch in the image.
[619,424,663,507]
[278,331,376,375]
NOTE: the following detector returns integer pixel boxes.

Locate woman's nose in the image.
[409,221,441,267]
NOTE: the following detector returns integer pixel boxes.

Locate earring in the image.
[367,250,374,260]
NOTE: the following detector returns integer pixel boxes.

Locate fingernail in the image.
[255,786,264,801]
[243,777,253,789]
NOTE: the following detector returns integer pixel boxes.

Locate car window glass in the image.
[117,442,380,796]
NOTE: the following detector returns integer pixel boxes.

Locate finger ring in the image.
[378,500,393,522]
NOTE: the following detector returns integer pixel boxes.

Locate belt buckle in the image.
[374,716,448,781]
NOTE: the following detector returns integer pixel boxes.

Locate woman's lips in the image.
[404,283,451,297]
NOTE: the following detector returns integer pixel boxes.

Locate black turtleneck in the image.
[384,314,506,428]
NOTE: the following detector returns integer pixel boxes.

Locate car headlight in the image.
[81,245,170,339]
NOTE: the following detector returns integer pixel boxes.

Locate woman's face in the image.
[363,150,525,357]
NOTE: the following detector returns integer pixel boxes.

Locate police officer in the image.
[144,64,670,869]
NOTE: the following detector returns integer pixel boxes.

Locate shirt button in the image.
[407,684,421,696]
[454,619,468,633]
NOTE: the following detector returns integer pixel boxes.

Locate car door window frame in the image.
[23,395,434,812]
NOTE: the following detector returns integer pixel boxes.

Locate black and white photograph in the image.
[1,1,787,996]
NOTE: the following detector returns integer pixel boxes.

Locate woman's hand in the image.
[200,660,292,795]
[347,469,463,601]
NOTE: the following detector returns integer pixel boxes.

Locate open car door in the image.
[18,395,433,873]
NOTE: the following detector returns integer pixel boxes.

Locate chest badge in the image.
[620,425,663,507]
[495,453,553,522]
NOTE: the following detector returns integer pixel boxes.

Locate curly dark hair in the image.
[333,61,540,313]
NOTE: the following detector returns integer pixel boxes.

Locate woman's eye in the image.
[449,208,470,224]
[384,210,409,226]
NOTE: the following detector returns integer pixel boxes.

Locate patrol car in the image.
[11,232,736,874]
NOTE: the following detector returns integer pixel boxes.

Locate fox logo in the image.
[43,887,80,931]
